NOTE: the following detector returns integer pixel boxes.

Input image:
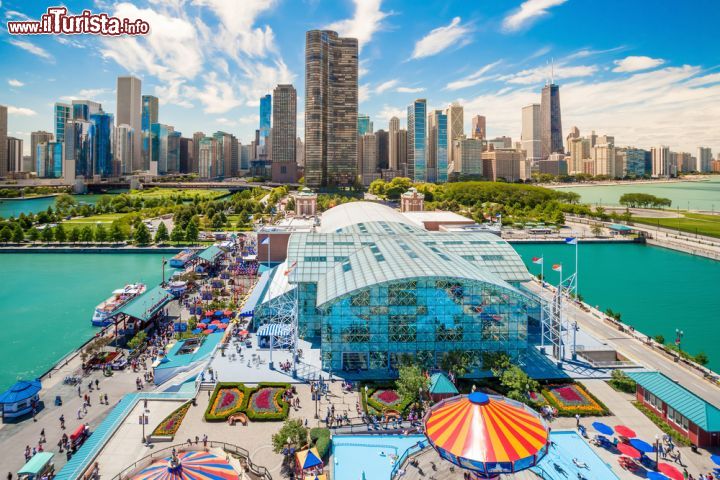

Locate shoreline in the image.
[0,246,189,253]
[0,193,59,201]
[546,175,713,189]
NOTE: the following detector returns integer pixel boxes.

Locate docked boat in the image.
[91,283,146,326]
[169,249,196,268]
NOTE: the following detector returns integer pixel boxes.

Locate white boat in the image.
[91,283,146,326]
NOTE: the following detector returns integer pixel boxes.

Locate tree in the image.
[68,227,80,243]
[653,334,665,344]
[440,350,470,378]
[55,193,77,213]
[11,224,24,243]
[155,222,169,243]
[694,352,709,366]
[272,419,308,454]
[211,212,224,229]
[54,224,67,242]
[80,225,94,243]
[590,223,603,236]
[41,226,54,242]
[396,364,428,403]
[170,226,185,242]
[498,365,540,402]
[110,222,125,242]
[27,227,39,242]
[133,222,151,245]
[185,219,199,243]
[95,224,108,243]
[285,197,295,212]
[0,226,11,243]
[127,330,147,350]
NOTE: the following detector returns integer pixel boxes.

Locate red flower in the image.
[374,389,400,405]
[555,386,583,403]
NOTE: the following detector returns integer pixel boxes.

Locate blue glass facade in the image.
[50,142,63,178]
[408,100,427,182]
[142,96,158,170]
[259,94,271,149]
[358,114,372,135]
[90,113,114,177]
[54,104,71,143]
[151,123,181,175]
[66,120,93,178]
[432,110,448,183]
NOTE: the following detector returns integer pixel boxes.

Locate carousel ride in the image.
[131,450,239,480]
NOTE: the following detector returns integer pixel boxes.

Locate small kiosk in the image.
[0,379,41,420]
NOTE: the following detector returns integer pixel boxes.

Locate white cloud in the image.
[684,72,720,88]
[612,55,665,73]
[7,106,37,116]
[396,87,425,93]
[445,61,502,90]
[215,117,238,126]
[375,105,405,125]
[359,84,371,103]
[502,0,568,32]
[502,63,597,85]
[411,17,472,60]
[59,88,112,102]
[325,0,390,51]
[359,59,370,78]
[375,79,399,94]
[185,72,243,114]
[8,39,54,61]
[8,79,24,87]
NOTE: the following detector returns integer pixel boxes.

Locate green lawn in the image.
[129,188,229,199]
[63,213,126,225]
[633,212,720,238]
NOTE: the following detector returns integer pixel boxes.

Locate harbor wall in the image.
[0,246,187,253]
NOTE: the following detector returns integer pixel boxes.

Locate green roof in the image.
[18,452,54,475]
[626,370,720,431]
[429,373,458,395]
[197,245,223,262]
[118,285,173,322]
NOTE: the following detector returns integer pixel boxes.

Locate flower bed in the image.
[152,402,191,438]
[204,382,249,421]
[361,383,414,415]
[542,383,609,416]
[246,383,290,421]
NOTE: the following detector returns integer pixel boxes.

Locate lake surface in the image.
[551,177,720,211]
[0,194,108,218]
[0,253,165,390]
[513,242,720,371]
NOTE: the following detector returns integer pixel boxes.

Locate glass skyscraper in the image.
[540,83,563,158]
[151,123,181,175]
[54,103,71,143]
[65,120,93,178]
[90,112,114,177]
[35,142,63,178]
[259,94,271,152]
[435,111,448,183]
[357,114,373,135]
[407,99,427,182]
[141,95,159,171]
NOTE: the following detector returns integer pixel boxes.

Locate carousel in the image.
[131,450,239,480]
[424,392,550,478]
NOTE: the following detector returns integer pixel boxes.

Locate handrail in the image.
[390,440,428,479]
[110,440,272,479]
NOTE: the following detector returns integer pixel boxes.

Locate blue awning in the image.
[257,323,292,337]
[240,269,273,317]
[0,379,41,404]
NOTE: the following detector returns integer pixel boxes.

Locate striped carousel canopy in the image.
[132,450,239,480]
[424,392,549,477]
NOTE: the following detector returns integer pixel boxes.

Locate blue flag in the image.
[564,237,577,245]
[261,237,270,245]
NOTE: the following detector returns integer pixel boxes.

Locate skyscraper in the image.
[375,129,389,171]
[304,29,358,187]
[358,114,373,135]
[71,100,102,121]
[521,104,541,163]
[407,99,427,183]
[192,132,205,174]
[116,76,142,171]
[0,105,6,178]
[179,138,193,174]
[271,84,297,183]
[540,82,563,158]
[697,147,712,173]
[141,95,159,170]
[151,124,182,175]
[7,137,23,173]
[259,94,272,160]
[428,110,448,183]
[445,102,463,169]
[90,112,114,177]
[360,133,377,185]
[54,103,71,143]
[114,124,134,175]
[65,119,93,178]
[388,116,400,171]
[471,115,486,140]
[31,131,54,175]
[198,137,217,179]
[651,145,671,178]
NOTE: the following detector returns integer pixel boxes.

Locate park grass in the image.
[62,213,126,225]
[633,212,720,238]
[128,188,229,200]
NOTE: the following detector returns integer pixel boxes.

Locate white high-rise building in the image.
[114,124,134,175]
[651,145,672,178]
[388,116,399,171]
[521,104,541,163]
[697,147,712,173]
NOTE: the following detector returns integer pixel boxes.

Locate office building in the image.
[396,129,408,176]
[141,95,159,171]
[451,136,483,177]
[388,117,400,170]
[114,124,134,175]
[428,110,448,183]
[65,119,93,178]
[592,142,616,178]
[178,137,193,174]
[375,129,389,171]
[618,148,646,178]
[565,126,580,153]
[7,137,23,173]
[540,82,563,158]
[90,112,114,178]
[471,115,486,140]
[212,131,235,178]
[538,154,568,176]
[488,136,512,150]
[198,137,217,179]
[446,103,463,169]
[116,76,142,171]
[651,145,672,177]
[54,103,72,143]
[567,136,590,174]
[358,114,373,135]
[521,104,541,163]
[31,131,54,175]
[482,149,529,182]
[241,144,252,171]
[0,105,6,178]
[151,123,181,175]
[271,84,297,183]
[407,99,427,182]
[192,132,204,174]
[360,133,379,185]
[304,30,358,187]
[36,142,64,178]
[296,138,304,168]
[259,94,272,161]
[71,100,102,121]
[697,147,712,173]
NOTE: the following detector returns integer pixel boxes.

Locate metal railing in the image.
[110,441,272,479]
[390,440,429,479]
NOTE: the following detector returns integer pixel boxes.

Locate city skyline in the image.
[1,0,719,156]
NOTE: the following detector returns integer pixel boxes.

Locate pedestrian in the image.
[60,414,65,429]
[95,379,100,390]
[99,393,103,405]
[77,408,82,419]
[57,439,63,453]
[195,435,199,445]
[104,393,108,405]
[7,472,12,480]
[575,413,580,427]
[40,428,46,443]
[202,434,208,447]
[77,385,81,397]
[88,381,93,392]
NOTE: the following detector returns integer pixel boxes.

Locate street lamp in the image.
[140,408,150,445]
[675,329,684,352]
[655,434,660,467]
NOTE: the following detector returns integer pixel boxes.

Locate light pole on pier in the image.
[675,329,684,352]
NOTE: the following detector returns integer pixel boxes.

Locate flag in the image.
[552,264,562,272]
[532,257,543,265]
[564,237,578,245]
[261,237,270,245]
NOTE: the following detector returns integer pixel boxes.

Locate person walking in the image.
[575,414,580,427]
[95,379,99,390]
[77,408,82,420]
[202,434,208,448]
[59,414,65,429]
[104,393,108,405]
[40,429,45,443]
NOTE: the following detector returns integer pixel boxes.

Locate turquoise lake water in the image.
[0,253,166,390]
[513,243,720,371]
[0,194,108,218]
[551,177,720,210]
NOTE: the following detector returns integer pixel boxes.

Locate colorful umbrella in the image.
[202,329,213,334]
[223,310,233,316]
[204,311,213,317]
[216,324,227,330]
[711,454,720,466]
[239,330,249,335]
[591,421,613,436]
[214,310,223,316]
[424,392,549,477]
[629,438,654,453]
[617,443,641,459]
[191,328,202,334]
[658,463,684,480]
[295,447,323,471]
[197,323,207,329]
[615,425,636,438]
[646,472,669,480]
[131,450,238,480]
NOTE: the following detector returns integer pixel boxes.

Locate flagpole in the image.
[575,240,579,297]
[540,255,545,348]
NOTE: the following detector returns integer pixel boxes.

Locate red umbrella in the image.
[615,425,637,438]
[197,323,207,329]
[617,443,641,459]
[216,324,227,330]
[204,310,213,317]
[239,330,249,335]
[202,329,213,334]
[658,463,684,480]
[223,310,233,316]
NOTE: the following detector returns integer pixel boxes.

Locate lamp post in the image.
[655,434,660,468]
[675,329,684,352]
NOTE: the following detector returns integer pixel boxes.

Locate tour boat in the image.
[91,283,146,326]
[169,249,196,268]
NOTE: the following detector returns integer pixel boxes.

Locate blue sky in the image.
[2,0,719,156]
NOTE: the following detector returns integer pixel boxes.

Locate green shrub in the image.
[361,382,414,415]
[632,401,691,446]
[245,383,291,422]
[310,428,331,459]
[541,382,610,417]
[204,382,250,422]
[608,370,637,394]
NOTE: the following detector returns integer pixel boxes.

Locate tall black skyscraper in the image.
[540,82,563,158]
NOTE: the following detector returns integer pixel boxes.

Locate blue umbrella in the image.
[208,324,218,331]
[711,454,720,466]
[646,472,668,480]
[192,328,202,334]
[630,438,655,453]
[591,421,614,435]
